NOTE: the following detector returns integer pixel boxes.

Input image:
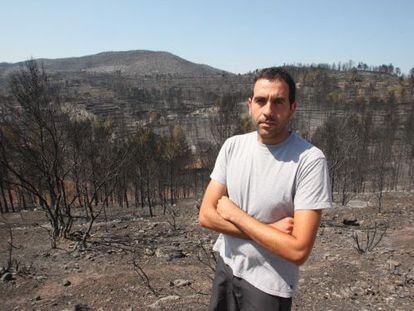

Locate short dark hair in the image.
[253,67,296,104]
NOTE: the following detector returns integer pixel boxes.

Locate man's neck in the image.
[257,129,291,145]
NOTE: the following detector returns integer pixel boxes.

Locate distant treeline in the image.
[280,60,413,77]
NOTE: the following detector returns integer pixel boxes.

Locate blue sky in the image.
[1,0,413,74]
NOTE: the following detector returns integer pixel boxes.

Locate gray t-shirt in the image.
[210,131,332,298]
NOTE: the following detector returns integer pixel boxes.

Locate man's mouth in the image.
[259,121,276,126]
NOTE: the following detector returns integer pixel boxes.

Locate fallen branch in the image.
[132,253,158,297]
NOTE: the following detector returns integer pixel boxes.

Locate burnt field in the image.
[1,193,413,310]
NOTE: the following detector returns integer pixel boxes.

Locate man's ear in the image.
[248,98,252,115]
[290,101,297,113]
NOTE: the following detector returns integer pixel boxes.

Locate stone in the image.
[71,251,81,259]
[405,271,414,284]
[170,279,191,287]
[155,248,168,258]
[387,284,395,292]
[1,272,13,282]
[35,276,47,281]
[148,295,180,309]
[169,249,185,259]
[145,248,155,256]
[387,259,401,271]
[63,279,71,286]
[342,218,359,226]
[73,304,92,311]
[155,247,185,260]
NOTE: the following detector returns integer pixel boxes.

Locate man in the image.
[199,67,332,311]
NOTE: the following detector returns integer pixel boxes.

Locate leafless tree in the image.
[352,222,388,254]
[210,93,244,150]
[371,108,397,211]
[312,113,363,205]
[0,60,74,245]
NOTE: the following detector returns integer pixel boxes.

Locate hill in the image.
[0,50,229,77]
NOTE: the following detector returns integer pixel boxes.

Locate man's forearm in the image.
[199,205,248,239]
[217,196,320,265]
[228,211,304,264]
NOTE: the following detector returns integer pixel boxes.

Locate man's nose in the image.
[263,100,273,117]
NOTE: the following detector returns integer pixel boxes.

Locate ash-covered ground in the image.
[1,193,413,310]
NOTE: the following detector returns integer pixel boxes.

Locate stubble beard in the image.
[254,117,290,144]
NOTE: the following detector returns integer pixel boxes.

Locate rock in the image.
[405,271,414,284]
[155,248,167,258]
[155,247,185,260]
[71,251,81,259]
[387,284,396,292]
[387,259,401,271]
[144,248,155,256]
[148,295,180,308]
[342,218,359,226]
[1,272,13,282]
[35,296,41,301]
[170,279,191,287]
[73,303,92,311]
[35,276,47,281]
[169,249,185,260]
[63,279,71,286]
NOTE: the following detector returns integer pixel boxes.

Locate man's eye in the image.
[273,99,285,105]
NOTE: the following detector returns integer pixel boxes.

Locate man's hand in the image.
[199,180,249,239]
[216,195,244,222]
[269,217,294,234]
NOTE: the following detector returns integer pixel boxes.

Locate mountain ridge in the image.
[0,50,231,77]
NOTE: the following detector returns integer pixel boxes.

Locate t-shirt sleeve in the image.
[210,141,228,186]
[294,157,332,210]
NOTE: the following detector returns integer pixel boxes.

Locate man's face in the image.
[248,78,296,145]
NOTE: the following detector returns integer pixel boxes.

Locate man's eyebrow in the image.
[272,95,288,102]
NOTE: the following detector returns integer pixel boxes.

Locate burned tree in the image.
[312,113,364,205]
[0,60,73,245]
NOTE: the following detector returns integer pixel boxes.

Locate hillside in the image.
[0,50,229,77]
[0,50,413,150]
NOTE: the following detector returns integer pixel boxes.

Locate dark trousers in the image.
[209,256,292,311]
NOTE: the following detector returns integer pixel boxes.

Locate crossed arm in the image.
[198,179,322,266]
